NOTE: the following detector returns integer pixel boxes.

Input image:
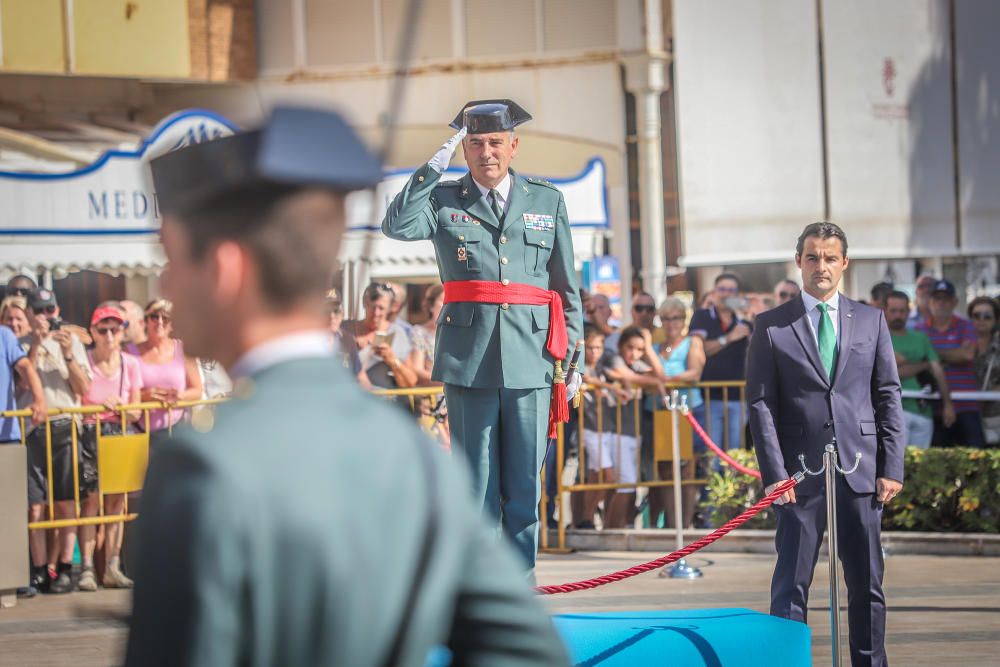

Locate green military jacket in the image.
[126,357,569,667]
[383,164,583,389]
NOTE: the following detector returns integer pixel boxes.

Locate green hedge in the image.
[701,447,1000,533]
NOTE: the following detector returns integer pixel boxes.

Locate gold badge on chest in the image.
[457,246,468,262]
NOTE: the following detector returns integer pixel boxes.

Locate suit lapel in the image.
[458,173,501,230]
[790,296,831,387]
[832,297,855,386]
[501,170,533,233]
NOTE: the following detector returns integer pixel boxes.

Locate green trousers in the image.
[444,384,551,570]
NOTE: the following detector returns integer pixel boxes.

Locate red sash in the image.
[442,281,568,361]
[443,280,570,437]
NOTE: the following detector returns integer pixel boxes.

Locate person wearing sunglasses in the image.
[77,305,142,592]
[773,279,800,306]
[4,274,36,299]
[916,280,986,448]
[689,273,752,452]
[127,300,202,437]
[605,292,655,353]
[969,296,1000,445]
[20,287,92,594]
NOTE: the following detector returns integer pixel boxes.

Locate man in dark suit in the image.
[747,222,905,667]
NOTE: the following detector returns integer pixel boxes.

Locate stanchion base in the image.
[659,558,703,579]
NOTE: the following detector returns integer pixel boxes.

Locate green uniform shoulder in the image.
[438,179,462,187]
[524,176,560,192]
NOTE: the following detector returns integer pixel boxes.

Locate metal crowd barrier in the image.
[540,380,747,553]
[1,399,224,531]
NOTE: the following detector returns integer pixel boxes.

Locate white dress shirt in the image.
[230,330,334,380]
[472,173,512,215]
[800,290,841,349]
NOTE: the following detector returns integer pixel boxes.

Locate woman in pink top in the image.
[78,305,142,591]
[128,300,202,433]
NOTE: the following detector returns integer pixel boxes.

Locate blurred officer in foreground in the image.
[126,106,569,667]
[382,100,583,571]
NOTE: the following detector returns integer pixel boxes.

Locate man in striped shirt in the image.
[916,280,987,448]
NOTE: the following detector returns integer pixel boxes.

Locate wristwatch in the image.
[716,335,727,347]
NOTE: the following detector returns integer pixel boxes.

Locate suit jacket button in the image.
[418,175,425,182]
[501,303,510,310]
[500,235,508,244]
[501,257,509,265]
[501,278,510,286]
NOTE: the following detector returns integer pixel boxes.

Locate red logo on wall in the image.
[882,57,896,97]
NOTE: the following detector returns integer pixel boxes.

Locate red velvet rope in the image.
[683,409,763,480]
[535,477,798,595]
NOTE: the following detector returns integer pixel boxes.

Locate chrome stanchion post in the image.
[823,443,843,667]
[666,390,701,579]
[799,442,861,667]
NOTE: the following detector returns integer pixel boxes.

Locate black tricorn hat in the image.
[449,99,532,134]
[151,106,383,215]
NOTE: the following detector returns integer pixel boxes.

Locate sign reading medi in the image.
[0,110,238,236]
[0,109,608,237]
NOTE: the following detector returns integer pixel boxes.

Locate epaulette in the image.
[438,180,462,187]
[526,176,559,190]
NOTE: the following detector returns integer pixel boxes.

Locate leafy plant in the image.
[701,447,1000,533]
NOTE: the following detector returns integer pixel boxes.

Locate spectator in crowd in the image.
[408,284,444,386]
[351,282,417,390]
[773,279,800,306]
[386,281,413,339]
[1,298,46,598]
[77,305,141,591]
[869,281,894,310]
[326,288,360,375]
[916,280,986,447]
[119,299,147,347]
[587,293,616,339]
[1,295,32,338]
[571,326,631,529]
[969,296,1000,445]
[907,274,937,329]
[20,288,91,594]
[603,326,666,528]
[885,291,954,448]
[128,300,203,437]
[653,297,706,529]
[4,274,36,298]
[607,291,655,351]
[689,273,751,450]
[580,288,592,325]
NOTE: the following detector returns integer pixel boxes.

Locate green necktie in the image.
[489,188,503,222]
[817,302,838,380]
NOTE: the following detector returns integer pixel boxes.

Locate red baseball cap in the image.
[91,306,125,327]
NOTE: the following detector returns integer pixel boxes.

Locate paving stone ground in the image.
[1,552,997,666]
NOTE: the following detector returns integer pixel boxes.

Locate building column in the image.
[623,0,669,307]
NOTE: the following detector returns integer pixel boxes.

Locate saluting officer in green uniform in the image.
[383,100,583,570]
[126,106,569,667]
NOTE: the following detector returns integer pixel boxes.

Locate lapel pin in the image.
[847,313,853,318]
[461,188,468,196]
